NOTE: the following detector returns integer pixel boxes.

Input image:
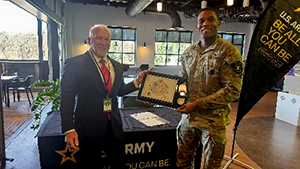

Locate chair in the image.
[2,72,19,106]
[9,75,34,105]
[123,97,154,108]
[2,71,19,76]
[139,64,149,71]
[122,64,130,72]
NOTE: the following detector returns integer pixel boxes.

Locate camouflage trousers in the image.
[176,116,227,169]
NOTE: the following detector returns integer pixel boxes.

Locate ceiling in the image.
[67,0,266,24]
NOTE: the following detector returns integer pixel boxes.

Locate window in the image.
[108,26,136,65]
[218,32,245,56]
[155,29,192,66]
[42,21,49,61]
[0,1,38,60]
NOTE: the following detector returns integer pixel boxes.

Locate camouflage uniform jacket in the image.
[180,36,244,128]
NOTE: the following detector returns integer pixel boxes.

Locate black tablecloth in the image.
[37,107,181,169]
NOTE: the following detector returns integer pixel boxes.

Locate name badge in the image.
[103,98,112,112]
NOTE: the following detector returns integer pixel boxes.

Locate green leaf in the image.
[30,79,61,131]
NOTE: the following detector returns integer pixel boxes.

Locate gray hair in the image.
[88,24,111,37]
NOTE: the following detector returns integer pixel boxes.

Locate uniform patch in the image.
[231,61,243,74]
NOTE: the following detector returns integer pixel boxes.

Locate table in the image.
[37,107,181,169]
[275,92,300,126]
[1,75,17,107]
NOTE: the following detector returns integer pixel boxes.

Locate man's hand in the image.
[65,131,79,150]
[136,67,153,86]
[176,102,197,114]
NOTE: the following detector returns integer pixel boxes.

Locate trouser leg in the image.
[103,121,125,169]
[176,123,201,169]
[194,143,203,169]
[76,121,125,169]
[202,127,227,169]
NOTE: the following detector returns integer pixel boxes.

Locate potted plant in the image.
[30,79,60,130]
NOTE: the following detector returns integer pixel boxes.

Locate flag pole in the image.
[231,126,237,158]
[223,125,253,169]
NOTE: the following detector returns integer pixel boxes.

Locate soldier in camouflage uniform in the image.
[176,8,244,169]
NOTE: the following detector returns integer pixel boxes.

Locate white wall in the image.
[64,3,255,75]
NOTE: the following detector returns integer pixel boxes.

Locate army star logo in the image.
[55,146,79,164]
[295,7,300,12]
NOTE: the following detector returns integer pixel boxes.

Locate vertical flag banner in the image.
[232,0,300,156]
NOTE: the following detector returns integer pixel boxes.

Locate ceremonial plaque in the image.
[137,71,188,108]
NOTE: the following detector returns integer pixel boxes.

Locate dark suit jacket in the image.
[60,51,137,147]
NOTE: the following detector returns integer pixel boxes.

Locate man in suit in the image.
[60,24,150,168]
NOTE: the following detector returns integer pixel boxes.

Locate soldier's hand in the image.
[176,102,197,114]
[141,101,155,106]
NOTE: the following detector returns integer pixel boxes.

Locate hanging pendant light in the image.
[157,2,162,12]
[243,0,250,7]
[201,0,207,9]
[227,0,234,6]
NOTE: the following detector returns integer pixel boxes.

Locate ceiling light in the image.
[227,0,234,6]
[157,2,162,12]
[201,0,207,9]
[243,0,249,7]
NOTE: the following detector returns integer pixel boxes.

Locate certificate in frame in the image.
[137,71,188,108]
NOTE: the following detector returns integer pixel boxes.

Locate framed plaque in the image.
[137,71,188,108]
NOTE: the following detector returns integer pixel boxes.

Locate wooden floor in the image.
[2,91,300,169]
[231,91,300,169]
[222,91,276,169]
[2,92,37,143]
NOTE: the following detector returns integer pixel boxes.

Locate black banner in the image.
[235,0,300,129]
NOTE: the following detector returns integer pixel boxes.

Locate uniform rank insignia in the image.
[231,61,243,74]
